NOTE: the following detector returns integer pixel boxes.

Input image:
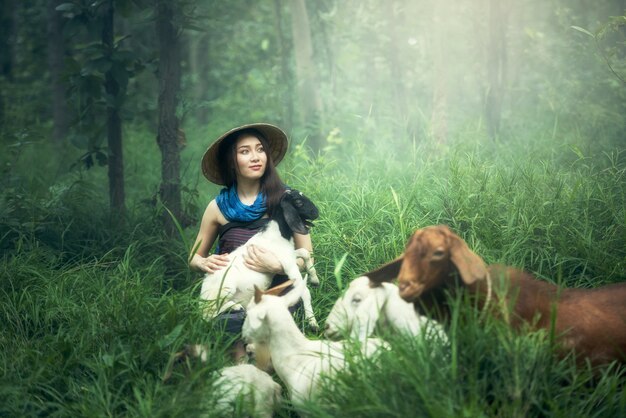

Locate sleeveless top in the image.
[216,218,290,288]
[216,218,270,255]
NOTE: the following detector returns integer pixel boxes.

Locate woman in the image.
[189,123,314,362]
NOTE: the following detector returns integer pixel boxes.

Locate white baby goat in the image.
[324,276,448,344]
[200,189,320,330]
[210,364,282,418]
[242,286,387,409]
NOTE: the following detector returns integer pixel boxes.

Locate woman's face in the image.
[235,135,267,181]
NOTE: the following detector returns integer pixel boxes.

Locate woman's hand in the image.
[190,253,231,274]
[244,245,283,274]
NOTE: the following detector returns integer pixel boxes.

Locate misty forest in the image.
[1,0,626,417]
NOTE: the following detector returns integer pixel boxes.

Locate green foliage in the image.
[1,0,626,416]
[2,128,626,416]
[572,12,626,86]
[311,302,626,418]
[57,1,149,171]
[0,242,221,417]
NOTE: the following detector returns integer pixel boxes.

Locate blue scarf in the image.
[216,184,267,222]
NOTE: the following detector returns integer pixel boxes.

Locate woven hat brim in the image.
[201,123,288,185]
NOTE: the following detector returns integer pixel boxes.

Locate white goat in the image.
[324,276,448,344]
[200,189,320,330]
[242,286,387,408]
[210,364,282,418]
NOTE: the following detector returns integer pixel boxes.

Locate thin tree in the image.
[273,0,293,131]
[0,0,14,81]
[385,0,409,138]
[156,0,183,236]
[485,0,509,139]
[0,0,15,124]
[189,32,211,124]
[47,0,69,142]
[290,0,323,152]
[430,0,448,145]
[102,0,125,213]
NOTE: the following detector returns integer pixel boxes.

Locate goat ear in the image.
[448,233,487,285]
[281,199,308,235]
[362,254,404,284]
[254,285,264,303]
[265,279,295,296]
[355,310,379,342]
[368,278,383,288]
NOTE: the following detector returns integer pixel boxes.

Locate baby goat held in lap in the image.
[200,189,320,330]
[364,224,626,366]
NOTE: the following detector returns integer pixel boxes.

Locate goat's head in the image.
[242,286,271,344]
[365,225,488,302]
[242,287,269,370]
[279,188,319,235]
[242,284,292,343]
[324,276,388,341]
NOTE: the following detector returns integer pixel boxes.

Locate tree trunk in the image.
[156,0,183,237]
[385,0,409,138]
[188,32,207,124]
[102,0,125,214]
[485,0,508,140]
[0,0,15,123]
[273,0,293,131]
[430,0,448,145]
[290,0,323,152]
[0,0,14,80]
[47,0,69,143]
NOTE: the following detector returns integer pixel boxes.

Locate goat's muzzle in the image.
[397,278,424,302]
[323,323,341,340]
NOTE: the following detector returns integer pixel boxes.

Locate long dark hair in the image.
[217,128,285,216]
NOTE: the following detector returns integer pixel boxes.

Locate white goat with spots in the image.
[242,286,387,409]
[324,276,448,344]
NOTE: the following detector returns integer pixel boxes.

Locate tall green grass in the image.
[1,129,625,417]
[307,294,626,417]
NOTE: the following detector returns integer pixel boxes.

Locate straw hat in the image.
[201,123,289,185]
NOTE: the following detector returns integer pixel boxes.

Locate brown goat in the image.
[364,225,626,366]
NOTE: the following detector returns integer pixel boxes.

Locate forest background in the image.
[1,0,626,417]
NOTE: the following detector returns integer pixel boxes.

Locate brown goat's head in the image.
[365,225,488,302]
